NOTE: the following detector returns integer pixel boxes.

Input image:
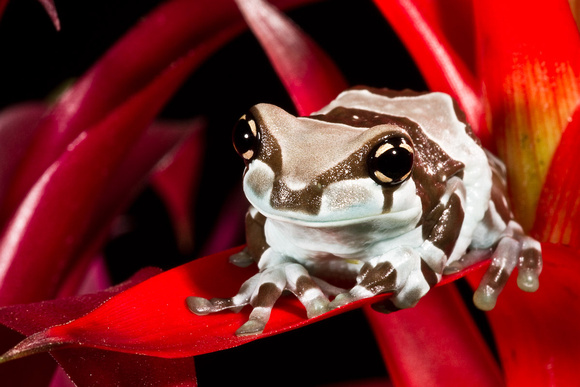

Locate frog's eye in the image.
[233,113,260,161]
[368,136,414,185]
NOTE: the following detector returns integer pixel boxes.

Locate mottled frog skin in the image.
[187,87,542,336]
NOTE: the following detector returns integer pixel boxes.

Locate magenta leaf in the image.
[0,48,210,306]
[0,102,47,205]
[1,0,318,220]
[150,124,206,254]
[236,0,348,115]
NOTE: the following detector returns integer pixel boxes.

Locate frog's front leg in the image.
[187,249,340,336]
[332,178,466,311]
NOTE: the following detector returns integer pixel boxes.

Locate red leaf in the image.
[533,106,580,247]
[0,267,160,386]
[466,243,580,385]
[474,0,580,230]
[365,283,503,387]
[0,247,486,361]
[235,0,348,115]
[372,0,486,145]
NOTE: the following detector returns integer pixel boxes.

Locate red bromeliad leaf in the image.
[474,0,580,230]
[1,0,318,223]
[372,0,487,145]
[235,0,348,115]
[533,106,580,248]
[466,243,580,385]
[365,282,503,387]
[150,125,206,254]
[0,46,215,306]
[0,102,47,206]
[0,247,487,362]
[0,267,161,387]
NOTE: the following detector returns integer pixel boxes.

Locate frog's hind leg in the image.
[472,221,542,310]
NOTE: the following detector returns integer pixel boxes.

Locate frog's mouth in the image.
[250,203,423,230]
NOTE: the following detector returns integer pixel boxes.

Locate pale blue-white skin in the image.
[187,87,542,336]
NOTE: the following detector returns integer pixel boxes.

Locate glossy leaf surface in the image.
[1,247,487,362]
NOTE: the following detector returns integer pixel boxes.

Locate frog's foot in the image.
[330,247,429,312]
[470,220,542,311]
[186,263,339,336]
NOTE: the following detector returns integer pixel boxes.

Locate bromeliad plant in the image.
[0,0,579,386]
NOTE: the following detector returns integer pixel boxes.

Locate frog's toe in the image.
[284,263,330,318]
[516,236,542,292]
[473,236,519,311]
[186,297,213,315]
[235,318,267,336]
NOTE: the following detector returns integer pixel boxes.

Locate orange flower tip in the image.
[0,331,66,364]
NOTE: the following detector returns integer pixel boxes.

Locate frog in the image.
[186,86,542,336]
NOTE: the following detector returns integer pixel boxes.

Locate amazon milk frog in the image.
[187,87,542,336]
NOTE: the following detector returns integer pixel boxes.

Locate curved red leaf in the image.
[0,247,487,362]
[365,283,503,387]
[474,0,580,230]
[371,0,486,145]
[533,106,580,247]
[235,0,348,115]
[466,243,580,385]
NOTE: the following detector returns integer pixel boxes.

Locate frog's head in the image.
[232,102,423,226]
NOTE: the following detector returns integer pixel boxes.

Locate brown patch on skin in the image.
[245,211,269,264]
[251,282,282,308]
[489,166,512,224]
[357,261,397,295]
[421,260,439,287]
[246,90,465,218]
[520,247,542,271]
[294,275,319,298]
[485,262,511,292]
[427,193,465,256]
[310,107,465,218]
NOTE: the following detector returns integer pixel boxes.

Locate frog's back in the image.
[313,86,495,261]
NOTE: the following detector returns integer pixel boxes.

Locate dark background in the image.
[0,1,447,385]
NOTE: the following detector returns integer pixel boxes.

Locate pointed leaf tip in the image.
[0,330,67,363]
[38,0,60,30]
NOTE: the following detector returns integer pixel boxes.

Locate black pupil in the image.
[372,138,413,183]
[232,117,257,157]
